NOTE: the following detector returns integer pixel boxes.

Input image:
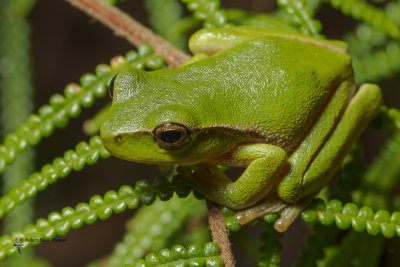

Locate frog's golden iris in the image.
[154,123,190,149]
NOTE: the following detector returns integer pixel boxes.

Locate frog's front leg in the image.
[177,143,288,209]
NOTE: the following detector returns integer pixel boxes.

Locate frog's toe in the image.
[233,193,316,232]
[234,195,287,224]
[273,193,316,232]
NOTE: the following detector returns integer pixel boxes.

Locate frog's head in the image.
[100,70,240,165]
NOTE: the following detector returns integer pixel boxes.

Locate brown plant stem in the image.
[64,0,190,67]
[207,200,235,267]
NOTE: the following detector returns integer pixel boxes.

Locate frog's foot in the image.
[235,194,286,224]
[273,194,316,232]
[235,193,316,232]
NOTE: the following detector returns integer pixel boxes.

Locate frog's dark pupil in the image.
[109,75,117,98]
[160,130,182,144]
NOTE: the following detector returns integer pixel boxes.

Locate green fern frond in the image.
[145,0,186,49]
[353,130,400,209]
[0,0,36,136]
[0,172,200,261]
[304,0,322,11]
[258,221,283,267]
[352,41,400,84]
[0,141,200,221]
[0,2,39,266]
[102,194,206,266]
[321,232,384,267]
[134,175,202,205]
[0,184,140,260]
[362,130,400,191]
[0,254,52,267]
[0,174,196,261]
[344,1,400,57]
[181,0,229,28]
[343,0,400,58]
[0,135,110,219]
[0,0,37,239]
[387,108,400,130]
[277,0,322,36]
[126,242,223,267]
[371,106,400,131]
[295,144,364,267]
[0,45,163,175]
[345,24,387,59]
[220,206,242,232]
[302,199,400,238]
[295,224,339,267]
[168,224,211,248]
[324,0,400,40]
[344,1,400,83]
[225,9,298,31]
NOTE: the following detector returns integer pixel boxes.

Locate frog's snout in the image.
[100,117,123,144]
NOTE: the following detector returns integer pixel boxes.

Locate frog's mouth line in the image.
[105,125,269,166]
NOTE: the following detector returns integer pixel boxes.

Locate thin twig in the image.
[207,200,235,267]
[65,0,190,67]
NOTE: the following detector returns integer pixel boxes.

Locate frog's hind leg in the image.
[275,84,382,232]
[235,79,355,230]
[298,84,382,199]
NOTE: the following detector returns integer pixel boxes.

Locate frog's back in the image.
[152,34,352,153]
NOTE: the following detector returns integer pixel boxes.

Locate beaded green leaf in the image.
[0,45,164,175]
[127,242,223,267]
[302,199,400,238]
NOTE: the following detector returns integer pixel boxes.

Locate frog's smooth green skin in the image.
[100,26,382,232]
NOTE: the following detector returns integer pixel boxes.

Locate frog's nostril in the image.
[114,135,122,142]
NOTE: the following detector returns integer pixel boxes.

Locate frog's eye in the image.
[108,75,117,98]
[154,123,189,149]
